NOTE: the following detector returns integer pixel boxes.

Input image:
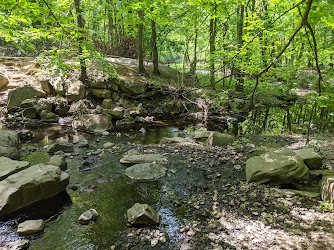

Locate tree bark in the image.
[151,9,160,75]
[138,10,146,74]
[235,4,244,92]
[209,3,217,87]
[74,0,87,83]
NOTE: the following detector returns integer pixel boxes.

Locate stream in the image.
[1,121,227,249]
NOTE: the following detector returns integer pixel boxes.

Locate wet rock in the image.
[47,143,74,154]
[78,209,99,225]
[120,153,168,165]
[72,114,114,133]
[246,148,309,185]
[17,130,34,141]
[22,107,37,119]
[53,98,69,116]
[127,203,161,225]
[125,163,167,180]
[0,157,30,181]
[3,239,29,250]
[160,137,194,144]
[17,219,45,236]
[193,131,235,146]
[40,110,59,122]
[116,117,135,126]
[0,164,69,218]
[0,130,20,160]
[294,148,322,170]
[0,70,9,90]
[48,155,67,171]
[7,86,45,109]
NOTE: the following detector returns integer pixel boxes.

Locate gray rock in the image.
[50,76,65,95]
[92,89,112,99]
[294,148,322,170]
[127,203,161,225]
[160,137,194,144]
[115,78,147,95]
[72,114,114,133]
[17,219,45,236]
[7,86,45,109]
[69,100,94,115]
[48,155,67,171]
[246,148,309,185]
[39,74,55,95]
[125,163,167,180]
[47,143,74,154]
[35,99,52,115]
[0,130,20,160]
[193,131,235,146]
[0,164,69,218]
[115,117,135,126]
[66,79,85,101]
[103,106,124,119]
[3,239,29,250]
[162,100,184,114]
[120,153,168,165]
[103,142,115,149]
[0,157,30,181]
[40,110,59,122]
[53,98,69,116]
[22,107,37,119]
[78,209,99,225]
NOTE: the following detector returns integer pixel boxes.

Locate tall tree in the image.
[151,7,160,75]
[138,9,146,74]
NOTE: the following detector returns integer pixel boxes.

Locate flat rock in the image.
[17,219,45,236]
[127,203,161,225]
[160,137,194,144]
[7,86,45,109]
[125,163,167,180]
[294,148,322,170]
[0,164,69,218]
[0,157,30,181]
[193,131,235,146]
[3,240,29,250]
[245,148,309,185]
[47,143,74,154]
[120,153,168,165]
[48,155,67,171]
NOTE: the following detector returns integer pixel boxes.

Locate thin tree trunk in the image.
[151,9,160,75]
[190,24,198,77]
[235,3,244,92]
[138,10,146,74]
[74,0,87,83]
[209,3,217,87]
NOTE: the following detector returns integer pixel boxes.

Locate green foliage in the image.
[319,200,333,212]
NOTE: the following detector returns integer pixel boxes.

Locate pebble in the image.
[151,239,159,247]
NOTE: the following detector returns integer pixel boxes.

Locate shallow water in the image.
[1,122,203,249]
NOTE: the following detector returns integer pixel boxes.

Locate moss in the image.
[21,151,50,166]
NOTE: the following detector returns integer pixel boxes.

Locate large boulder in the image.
[125,163,167,180]
[40,110,59,122]
[53,98,69,116]
[92,89,112,99]
[0,157,30,181]
[0,130,20,160]
[127,203,161,225]
[7,86,45,109]
[0,164,69,218]
[3,240,30,250]
[0,70,9,90]
[72,114,114,133]
[115,78,147,95]
[294,148,322,170]
[66,79,85,101]
[120,153,168,165]
[35,99,52,115]
[162,100,184,114]
[69,100,94,115]
[245,148,309,185]
[193,131,235,146]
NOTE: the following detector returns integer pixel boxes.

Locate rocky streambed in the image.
[0,123,334,249]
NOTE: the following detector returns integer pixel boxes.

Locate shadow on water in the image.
[1,121,206,249]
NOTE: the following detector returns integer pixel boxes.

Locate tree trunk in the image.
[190,25,198,77]
[74,0,87,83]
[209,3,217,87]
[138,10,146,74]
[151,10,160,75]
[235,4,244,92]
